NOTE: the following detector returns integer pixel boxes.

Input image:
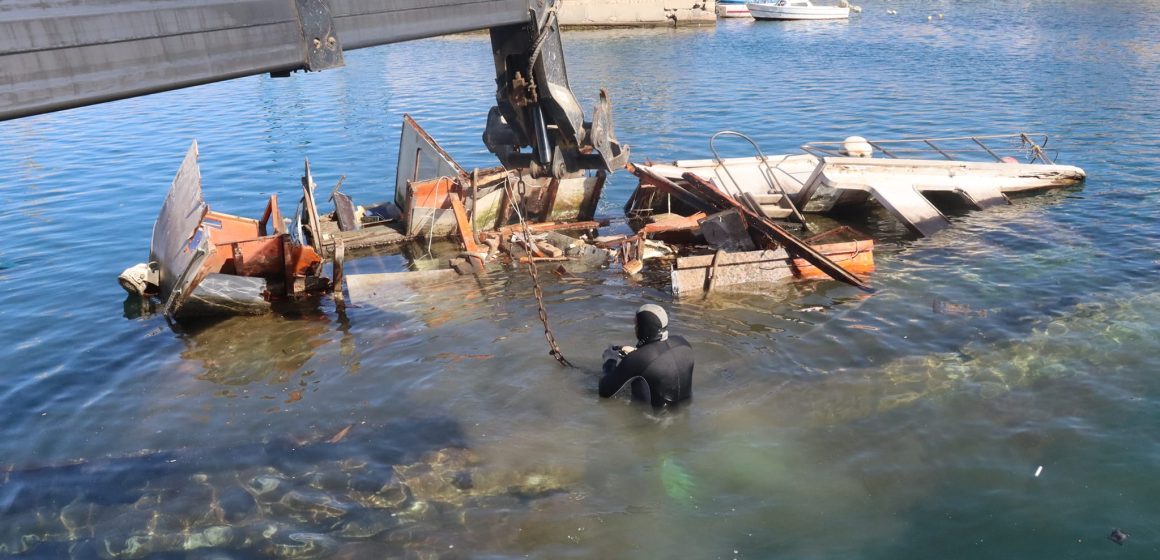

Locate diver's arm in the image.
[599,351,644,398]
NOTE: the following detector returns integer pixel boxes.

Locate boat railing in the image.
[710,130,807,224]
[800,133,1058,165]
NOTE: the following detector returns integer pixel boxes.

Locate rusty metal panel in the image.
[0,0,529,121]
[149,141,211,310]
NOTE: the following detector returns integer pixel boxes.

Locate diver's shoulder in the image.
[668,335,692,348]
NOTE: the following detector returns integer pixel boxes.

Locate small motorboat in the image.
[747,0,850,20]
[716,0,753,18]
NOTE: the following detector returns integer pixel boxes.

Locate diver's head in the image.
[635,304,669,345]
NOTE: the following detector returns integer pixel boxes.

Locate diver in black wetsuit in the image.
[600,304,694,407]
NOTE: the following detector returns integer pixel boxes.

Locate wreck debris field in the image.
[2,2,1160,558]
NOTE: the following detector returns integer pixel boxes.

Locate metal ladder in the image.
[709,130,807,226]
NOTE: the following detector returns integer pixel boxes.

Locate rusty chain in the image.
[512,170,573,368]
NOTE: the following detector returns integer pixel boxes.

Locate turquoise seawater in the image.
[1,0,1159,557]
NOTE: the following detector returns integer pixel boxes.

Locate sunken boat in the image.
[626,131,1086,238]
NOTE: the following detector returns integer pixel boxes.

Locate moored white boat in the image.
[747,0,850,20]
[716,0,753,18]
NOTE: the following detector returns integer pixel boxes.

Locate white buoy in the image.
[938,13,944,19]
[118,262,160,296]
[840,136,874,158]
[927,14,933,21]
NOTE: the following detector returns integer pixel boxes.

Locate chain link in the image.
[513,171,573,368]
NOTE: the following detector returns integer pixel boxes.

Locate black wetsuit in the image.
[600,336,694,407]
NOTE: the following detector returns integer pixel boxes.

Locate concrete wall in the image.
[559,0,717,26]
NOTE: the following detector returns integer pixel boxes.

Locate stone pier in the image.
[559,0,717,26]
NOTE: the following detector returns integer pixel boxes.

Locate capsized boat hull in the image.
[627,146,1085,237]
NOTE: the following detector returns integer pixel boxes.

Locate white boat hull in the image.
[632,155,1085,237]
[716,3,753,17]
[747,2,849,19]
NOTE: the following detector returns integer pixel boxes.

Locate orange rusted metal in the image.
[639,212,708,235]
[792,240,875,280]
[197,209,323,293]
[410,176,457,209]
[449,196,482,253]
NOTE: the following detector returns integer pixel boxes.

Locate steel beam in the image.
[0,0,529,122]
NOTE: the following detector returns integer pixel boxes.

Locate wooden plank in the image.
[449,196,482,253]
[333,192,360,232]
[627,164,719,215]
[301,160,326,258]
[639,212,708,235]
[497,220,602,237]
[577,170,606,221]
[332,238,346,307]
[495,182,513,230]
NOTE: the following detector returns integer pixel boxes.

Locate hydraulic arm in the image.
[484,0,628,177]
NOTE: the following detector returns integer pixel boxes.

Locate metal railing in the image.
[800,133,1058,165]
[710,130,807,224]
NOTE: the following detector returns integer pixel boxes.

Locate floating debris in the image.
[1108,528,1129,545]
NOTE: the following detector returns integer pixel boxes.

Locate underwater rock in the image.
[263,531,339,559]
[334,509,399,539]
[59,501,102,541]
[246,473,291,501]
[393,462,466,505]
[100,525,237,559]
[270,489,351,524]
[392,499,435,524]
[305,469,351,494]
[217,485,259,524]
[358,478,412,510]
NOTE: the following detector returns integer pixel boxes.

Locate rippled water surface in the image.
[2,0,1160,557]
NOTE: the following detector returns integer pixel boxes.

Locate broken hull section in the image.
[128,141,328,320]
[321,115,607,254]
[626,162,876,292]
[626,133,1085,237]
[671,240,875,297]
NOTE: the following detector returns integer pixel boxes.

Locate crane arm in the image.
[0,0,625,175]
